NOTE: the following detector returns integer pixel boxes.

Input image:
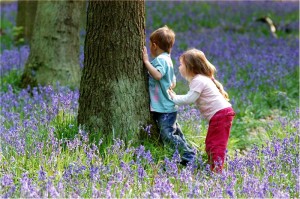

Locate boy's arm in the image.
[142,47,162,80]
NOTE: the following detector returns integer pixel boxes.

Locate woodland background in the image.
[0,0,299,198]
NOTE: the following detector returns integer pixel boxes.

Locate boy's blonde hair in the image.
[150,25,175,53]
[180,49,230,101]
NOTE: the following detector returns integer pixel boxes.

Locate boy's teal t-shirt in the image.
[149,52,177,113]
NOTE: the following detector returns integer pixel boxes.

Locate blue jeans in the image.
[153,111,195,163]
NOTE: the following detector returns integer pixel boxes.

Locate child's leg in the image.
[174,122,196,164]
[205,107,235,172]
[153,112,195,163]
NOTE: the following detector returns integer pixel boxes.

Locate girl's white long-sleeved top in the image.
[172,74,231,121]
[172,90,200,105]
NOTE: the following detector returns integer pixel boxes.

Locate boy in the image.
[142,26,195,165]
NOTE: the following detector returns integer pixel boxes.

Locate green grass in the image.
[0,69,22,92]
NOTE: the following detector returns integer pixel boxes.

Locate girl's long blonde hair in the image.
[180,48,229,101]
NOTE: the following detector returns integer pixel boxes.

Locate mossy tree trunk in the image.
[79,1,87,31]
[16,0,37,44]
[21,0,82,89]
[78,1,159,143]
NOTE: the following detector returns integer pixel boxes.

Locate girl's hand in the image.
[170,82,176,89]
[142,46,149,64]
[168,88,176,99]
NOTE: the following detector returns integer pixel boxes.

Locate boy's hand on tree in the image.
[142,46,149,64]
[142,46,162,80]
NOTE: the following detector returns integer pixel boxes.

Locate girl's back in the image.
[190,74,231,120]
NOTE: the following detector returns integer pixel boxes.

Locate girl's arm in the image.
[169,90,200,105]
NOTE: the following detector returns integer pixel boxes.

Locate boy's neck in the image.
[154,48,167,57]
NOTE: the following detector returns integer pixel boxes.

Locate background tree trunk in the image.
[78,1,158,143]
[79,1,87,31]
[21,0,82,88]
[16,0,37,44]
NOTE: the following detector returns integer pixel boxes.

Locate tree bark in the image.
[21,0,82,88]
[16,0,37,43]
[78,1,158,143]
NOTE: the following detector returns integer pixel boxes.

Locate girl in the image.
[168,48,235,172]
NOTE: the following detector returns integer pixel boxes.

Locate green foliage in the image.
[0,19,25,51]
[0,69,22,92]
[13,26,25,46]
[0,18,14,52]
[173,80,189,94]
[51,110,78,141]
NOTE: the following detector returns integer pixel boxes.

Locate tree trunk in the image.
[21,0,82,88]
[78,1,158,143]
[16,0,37,44]
[79,1,87,31]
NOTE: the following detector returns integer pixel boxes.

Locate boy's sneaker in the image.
[180,153,195,166]
[180,159,189,166]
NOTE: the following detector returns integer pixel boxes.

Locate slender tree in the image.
[78,1,158,143]
[21,1,82,88]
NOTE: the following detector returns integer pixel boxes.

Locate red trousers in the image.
[205,107,235,172]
